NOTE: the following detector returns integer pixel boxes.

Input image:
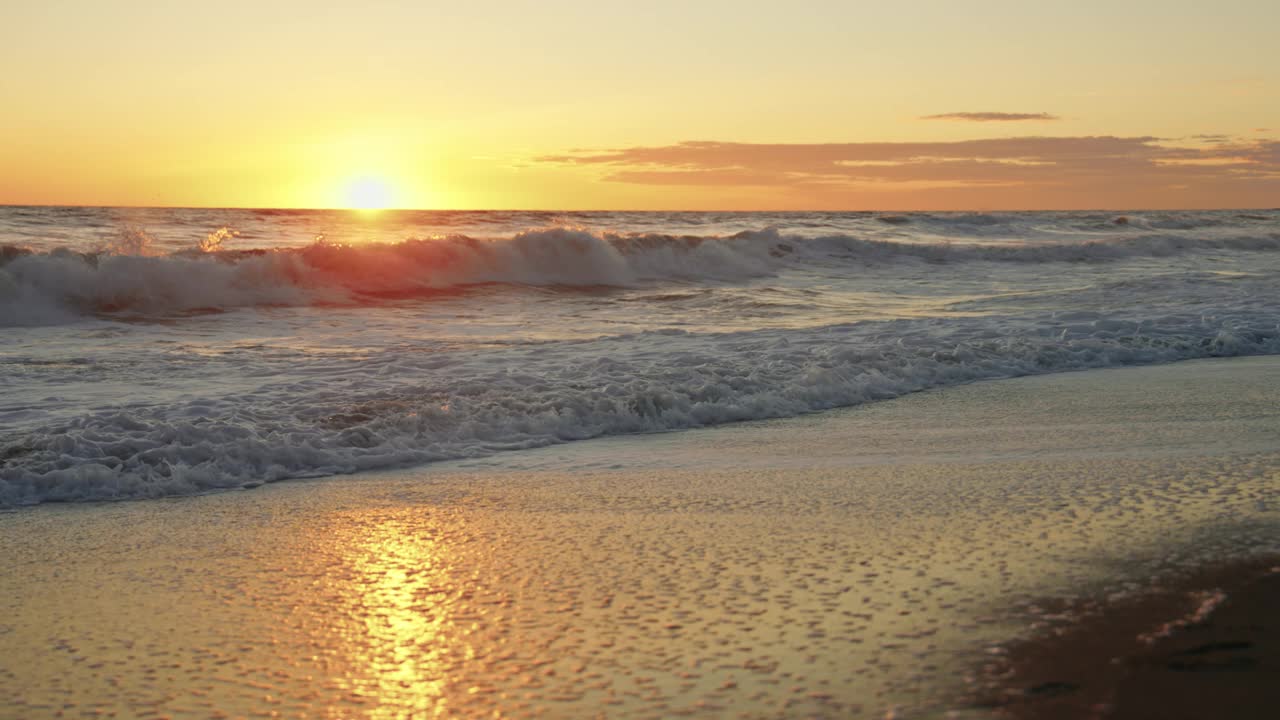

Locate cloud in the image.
[920,112,1060,122]
[537,136,1280,208]
[544,136,1169,167]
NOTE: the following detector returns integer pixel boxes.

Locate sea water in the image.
[2,207,1278,504]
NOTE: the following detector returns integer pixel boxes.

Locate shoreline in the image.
[2,356,1278,718]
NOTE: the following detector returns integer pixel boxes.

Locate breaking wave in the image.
[3,207,1279,505]
[3,227,1280,325]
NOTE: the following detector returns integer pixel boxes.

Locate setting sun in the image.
[343,176,396,210]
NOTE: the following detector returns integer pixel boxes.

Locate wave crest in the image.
[2,226,1279,325]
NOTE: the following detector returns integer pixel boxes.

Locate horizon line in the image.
[1,203,1276,214]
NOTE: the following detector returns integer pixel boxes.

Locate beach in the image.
[968,554,1279,719]
[7,1,1280,716]
[3,356,1276,719]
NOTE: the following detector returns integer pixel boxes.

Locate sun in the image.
[343,175,396,210]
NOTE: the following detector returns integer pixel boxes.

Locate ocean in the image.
[2,206,1278,506]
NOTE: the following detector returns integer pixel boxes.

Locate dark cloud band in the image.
[921,112,1060,122]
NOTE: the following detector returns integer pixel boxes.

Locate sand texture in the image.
[2,357,1278,718]
[968,555,1279,719]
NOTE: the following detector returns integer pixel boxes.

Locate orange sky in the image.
[1,1,1277,210]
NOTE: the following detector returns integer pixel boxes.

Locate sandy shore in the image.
[967,554,1279,719]
[2,357,1278,719]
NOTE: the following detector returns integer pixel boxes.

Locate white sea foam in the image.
[2,208,1278,504]
[3,298,1278,504]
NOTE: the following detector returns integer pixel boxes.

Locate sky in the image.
[1,1,1277,210]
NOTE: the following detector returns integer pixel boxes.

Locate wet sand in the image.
[968,555,1280,719]
[1,357,1278,719]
